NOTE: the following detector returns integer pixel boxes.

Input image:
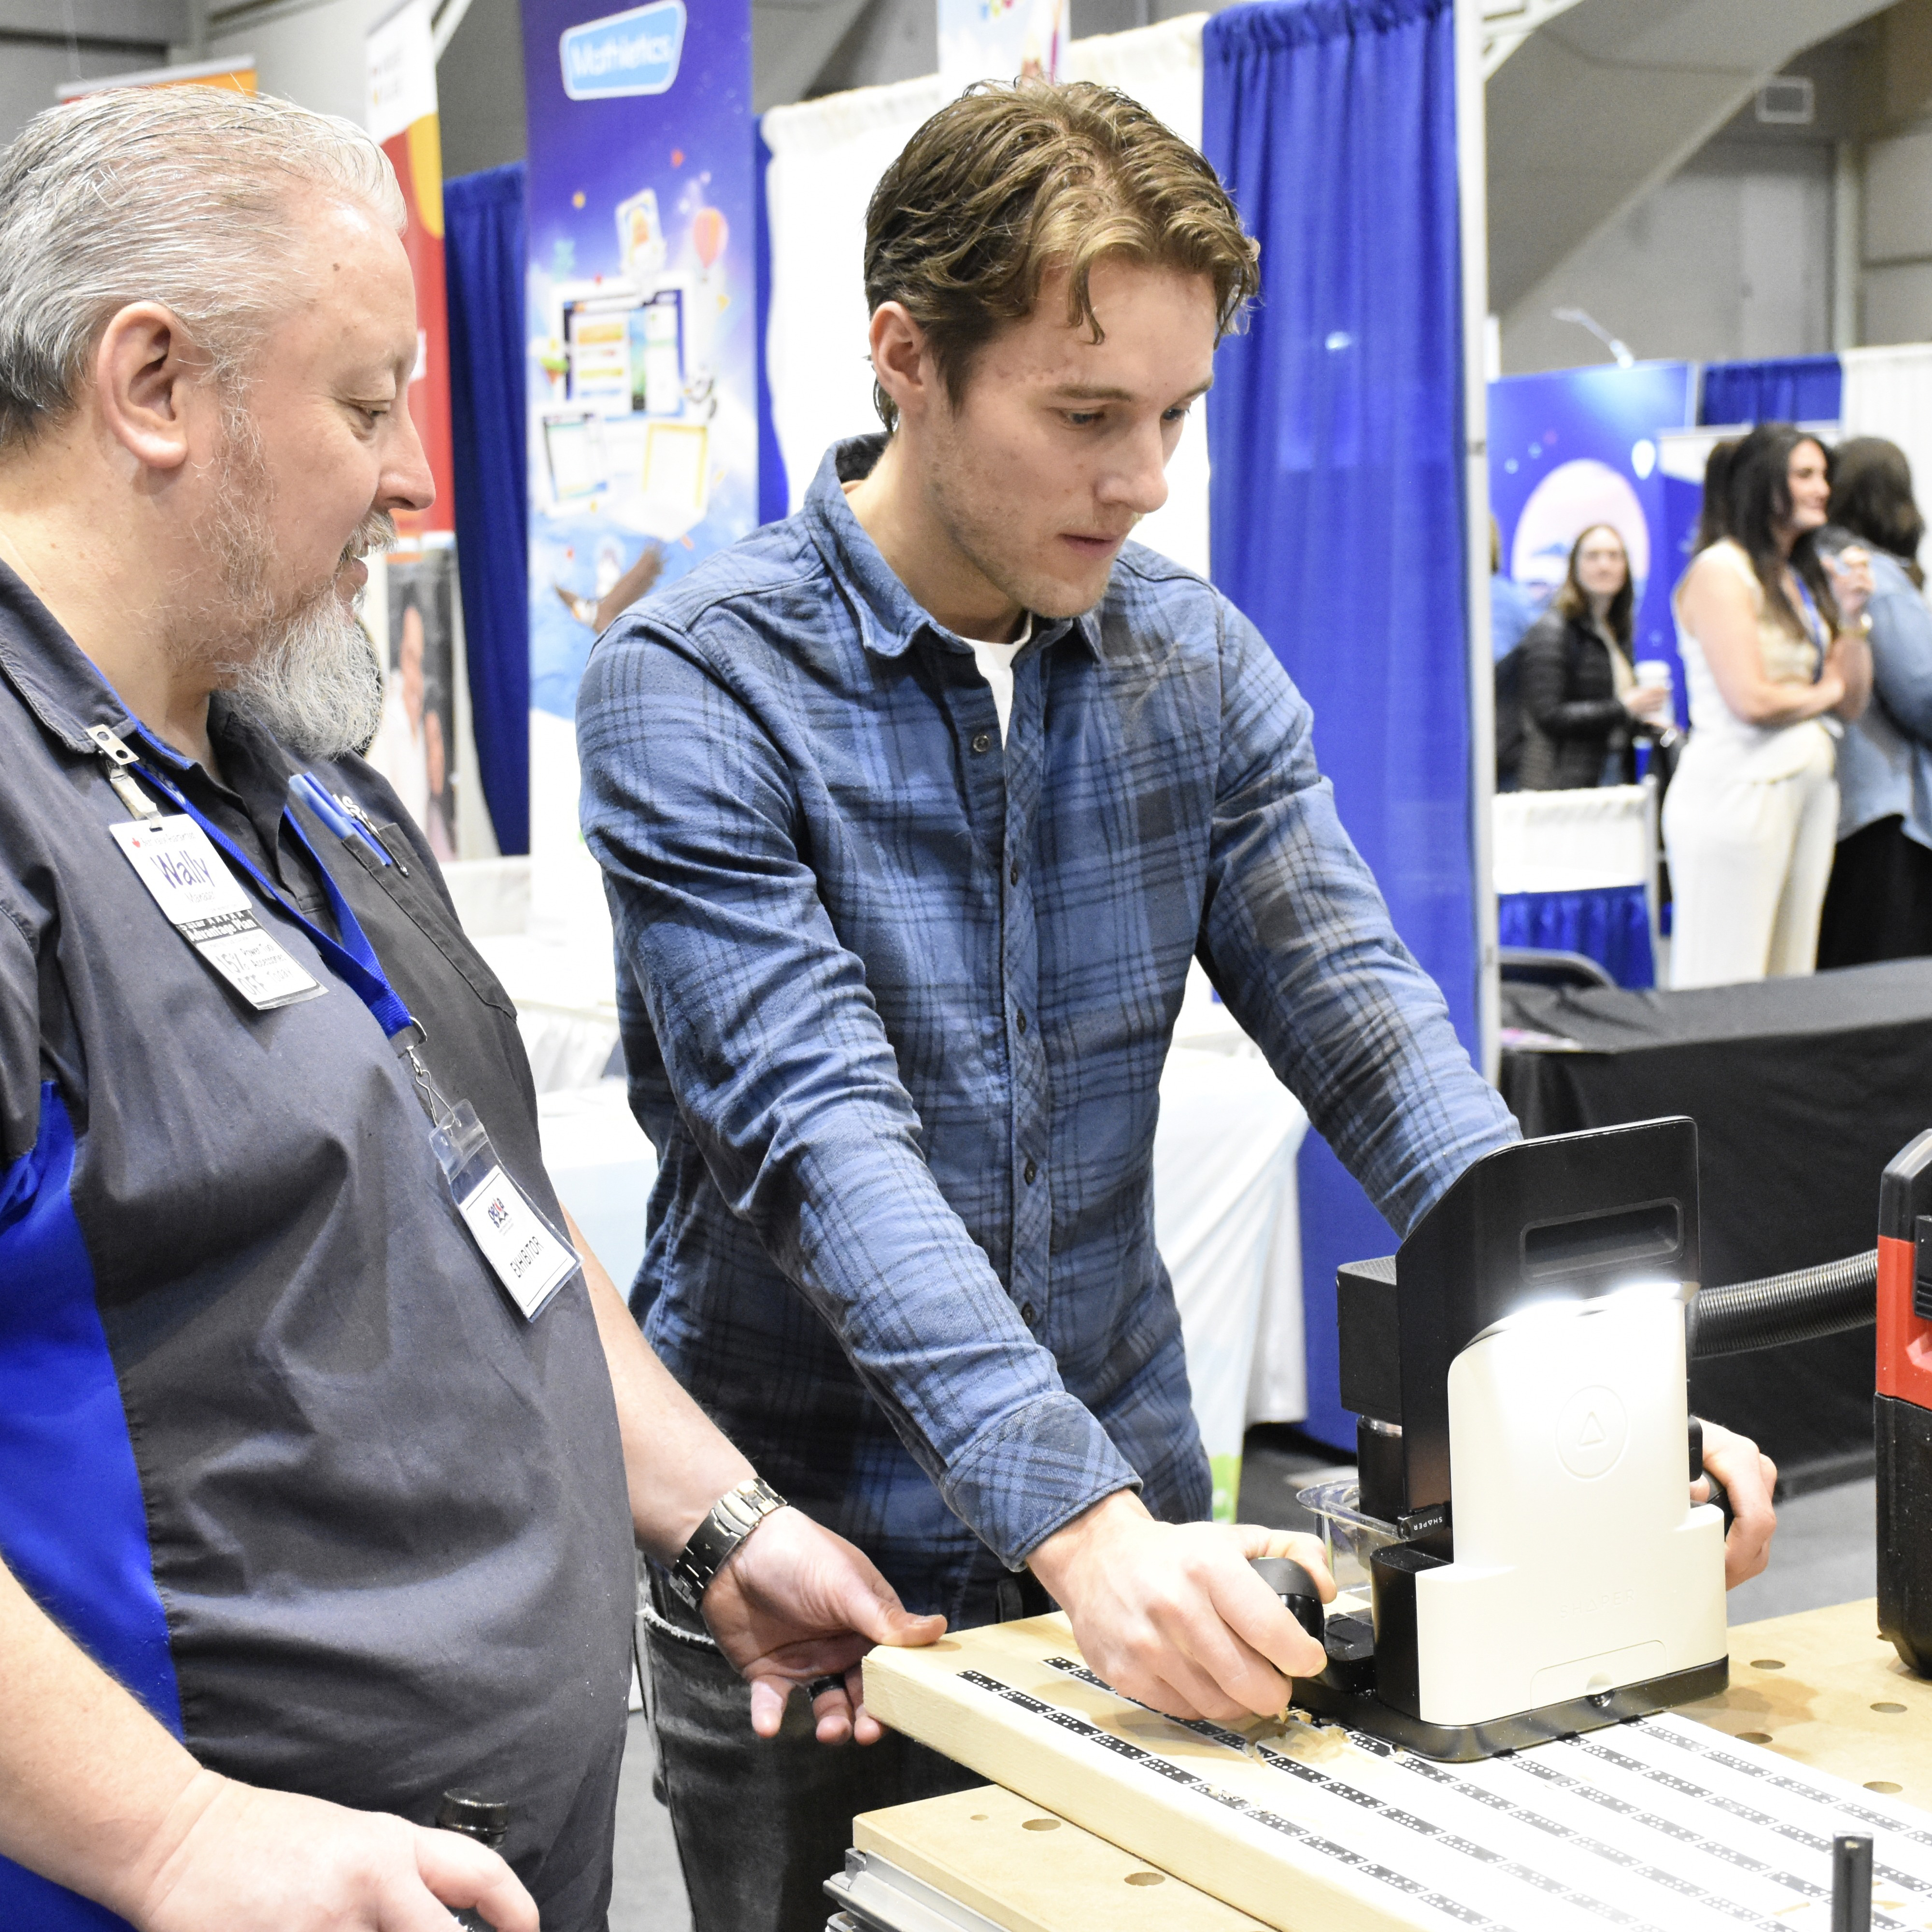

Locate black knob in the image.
[1250,1556,1324,1645]
[436,1789,511,1850]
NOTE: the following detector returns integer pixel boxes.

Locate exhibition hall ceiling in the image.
[1488,0,1897,312]
[0,0,186,40]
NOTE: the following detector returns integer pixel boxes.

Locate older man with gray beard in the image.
[0,85,942,1932]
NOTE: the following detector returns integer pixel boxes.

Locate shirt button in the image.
[972,731,992,754]
[1023,1158,1037,1183]
[1016,1009,1027,1035]
[1021,1301,1038,1325]
[1009,859,1020,885]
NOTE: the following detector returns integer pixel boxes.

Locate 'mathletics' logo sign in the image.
[560,2,687,99]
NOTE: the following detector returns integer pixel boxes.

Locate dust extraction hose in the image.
[1688,1249,1879,1360]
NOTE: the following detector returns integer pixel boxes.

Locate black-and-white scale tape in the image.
[954,1670,1502,1931]
[1573,1728,1932,1907]
[1646,1717,1932,1854]
[1039,1657,1783,1931]
[1035,1655,1930,1932]
[1505,1748,1892,1921]
[1042,1659,1705,1931]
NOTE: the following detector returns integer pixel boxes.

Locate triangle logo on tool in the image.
[1579,1412,1605,1447]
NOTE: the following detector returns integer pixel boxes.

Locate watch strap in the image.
[668,1477,787,1608]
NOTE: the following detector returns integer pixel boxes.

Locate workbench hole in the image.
[1872,1702,1908,1715]
[1737,1732,1773,1744]
[1124,1872,1165,1886]
[1867,1781,1904,1794]
[1750,1659,1785,1671]
[1022,1818,1061,1831]
[970,1814,989,1822]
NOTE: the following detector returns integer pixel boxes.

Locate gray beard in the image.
[227,588,386,762]
[191,406,391,762]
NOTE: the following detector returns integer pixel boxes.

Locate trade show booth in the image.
[435,0,1497,1464]
[428,0,1932,1479]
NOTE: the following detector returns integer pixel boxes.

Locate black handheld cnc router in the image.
[1261,1120,1731,1761]
[1250,1116,1932,1759]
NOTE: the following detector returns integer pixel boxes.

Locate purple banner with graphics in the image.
[521,0,755,732]
[1489,363,1695,723]
[519,0,755,936]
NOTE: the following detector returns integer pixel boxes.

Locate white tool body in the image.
[1288,1119,1731,1757]
[1413,1286,1726,1725]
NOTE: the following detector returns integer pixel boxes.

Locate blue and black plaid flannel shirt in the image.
[577,437,1518,1624]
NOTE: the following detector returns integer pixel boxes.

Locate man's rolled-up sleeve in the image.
[576,620,1137,1567]
[1198,601,1520,1238]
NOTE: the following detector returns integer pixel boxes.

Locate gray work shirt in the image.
[0,562,633,1931]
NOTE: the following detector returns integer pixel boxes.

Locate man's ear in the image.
[868,301,936,427]
[92,303,204,474]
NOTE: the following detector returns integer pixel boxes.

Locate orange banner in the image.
[367,0,455,539]
[56,56,257,103]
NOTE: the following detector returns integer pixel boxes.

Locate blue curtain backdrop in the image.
[754,122,789,525]
[1497,884,1654,989]
[444,162,531,855]
[1204,0,1476,1450]
[1699,354,1843,428]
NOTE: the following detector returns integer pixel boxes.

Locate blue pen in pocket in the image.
[290,771,393,867]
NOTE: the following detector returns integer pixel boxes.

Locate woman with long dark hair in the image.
[1817,437,1932,966]
[1663,424,1873,987]
[1696,438,1738,551]
[1516,523,1669,789]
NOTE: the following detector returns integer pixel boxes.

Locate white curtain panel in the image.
[760,15,1211,575]
[1841,344,1932,576]
[762,71,950,513]
[1155,1040,1308,1512]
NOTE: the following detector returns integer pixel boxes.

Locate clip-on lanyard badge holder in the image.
[91,724,580,1320]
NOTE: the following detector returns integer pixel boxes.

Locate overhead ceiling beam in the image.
[1487,0,1896,313]
[0,22,168,51]
[0,0,187,40]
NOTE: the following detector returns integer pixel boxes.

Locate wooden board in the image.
[865,1617,1421,1932]
[863,1610,1932,1932]
[1684,1597,1932,1804]
[853,1782,1269,1932]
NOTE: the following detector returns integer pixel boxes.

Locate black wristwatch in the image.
[668,1477,788,1608]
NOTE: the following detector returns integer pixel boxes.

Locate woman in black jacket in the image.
[1518,523,1671,790]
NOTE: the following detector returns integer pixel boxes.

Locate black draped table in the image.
[1499,959,1932,1491]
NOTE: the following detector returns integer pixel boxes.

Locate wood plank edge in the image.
[864,1650,1411,1932]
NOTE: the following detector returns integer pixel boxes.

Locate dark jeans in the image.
[1818,815,1932,969]
[639,1568,986,1932]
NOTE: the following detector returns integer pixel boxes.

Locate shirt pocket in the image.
[356,824,522,1026]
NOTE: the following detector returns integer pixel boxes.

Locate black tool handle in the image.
[1833,1834,1873,1932]
[1250,1557,1324,1645]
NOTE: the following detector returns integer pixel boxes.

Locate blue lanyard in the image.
[1792,575,1830,676]
[126,749,417,1042]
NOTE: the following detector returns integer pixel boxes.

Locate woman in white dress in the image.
[1664,425,1874,988]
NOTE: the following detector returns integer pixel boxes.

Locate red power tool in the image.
[1878,1131,1932,1673]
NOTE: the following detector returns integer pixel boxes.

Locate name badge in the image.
[431,1100,579,1319]
[110,816,324,1012]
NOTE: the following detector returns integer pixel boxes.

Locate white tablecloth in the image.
[1492,783,1652,895]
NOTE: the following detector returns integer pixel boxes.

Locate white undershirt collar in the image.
[959,616,1033,742]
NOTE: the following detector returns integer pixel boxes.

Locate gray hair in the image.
[0,85,406,452]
